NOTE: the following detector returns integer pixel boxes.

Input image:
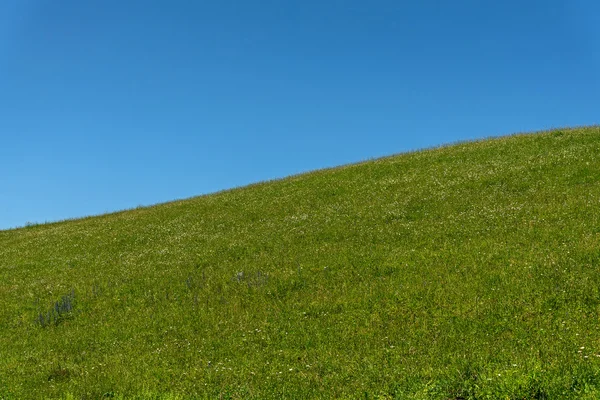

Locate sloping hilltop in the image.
[1,127,600,399]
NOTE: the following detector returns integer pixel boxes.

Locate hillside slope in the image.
[2,127,600,399]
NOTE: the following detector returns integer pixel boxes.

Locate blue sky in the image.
[1,0,599,230]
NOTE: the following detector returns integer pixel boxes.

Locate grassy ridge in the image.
[1,127,600,399]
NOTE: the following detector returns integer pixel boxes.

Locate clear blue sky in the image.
[1,0,599,230]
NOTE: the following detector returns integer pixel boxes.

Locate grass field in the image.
[2,126,600,399]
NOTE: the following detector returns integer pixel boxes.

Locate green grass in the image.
[2,126,600,399]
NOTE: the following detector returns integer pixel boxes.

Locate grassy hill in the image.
[2,126,600,399]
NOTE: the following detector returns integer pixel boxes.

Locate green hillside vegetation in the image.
[2,127,600,399]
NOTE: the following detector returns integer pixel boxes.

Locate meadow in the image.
[1,126,600,399]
